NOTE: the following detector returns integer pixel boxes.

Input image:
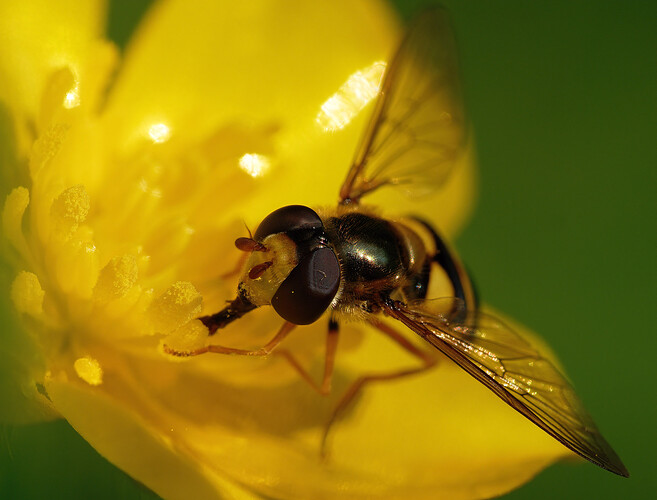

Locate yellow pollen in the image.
[11,271,45,316]
[29,123,70,176]
[160,319,208,361]
[74,356,103,386]
[316,61,386,131]
[147,281,203,334]
[239,153,271,178]
[93,255,138,302]
[51,185,90,224]
[148,123,171,143]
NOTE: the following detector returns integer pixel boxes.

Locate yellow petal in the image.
[99,0,417,235]
[103,0,399,153]
[44,310,566,499]
[100,0,472,241]
[46,377,258,500]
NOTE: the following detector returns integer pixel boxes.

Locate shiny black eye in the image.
[271,247,341,325]
[254,205,323,241]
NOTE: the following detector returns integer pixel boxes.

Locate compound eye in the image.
[271,247,340,325]
[254,205,323,241]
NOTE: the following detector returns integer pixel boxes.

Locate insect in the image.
[165,9,628,477]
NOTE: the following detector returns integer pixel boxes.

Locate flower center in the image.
[3,63,280,387]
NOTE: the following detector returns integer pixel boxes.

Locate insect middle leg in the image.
[275,316,340,396]
[320,317,437,457]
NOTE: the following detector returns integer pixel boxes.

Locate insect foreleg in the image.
[163,321,295,357]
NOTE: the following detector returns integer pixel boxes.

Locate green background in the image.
[1,0,654,498]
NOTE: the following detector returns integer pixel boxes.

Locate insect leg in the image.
[276,316,340,395]
[320,317,436,456]
[219,252,248,280]
[163,321,296,357]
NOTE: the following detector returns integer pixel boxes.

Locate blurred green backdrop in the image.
[1,0,654,498]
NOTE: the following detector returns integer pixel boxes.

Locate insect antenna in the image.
[248,261,273,279]
[235,237,267,252]
[234,221,267,252]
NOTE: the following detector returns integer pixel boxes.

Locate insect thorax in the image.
[322,210,428,311]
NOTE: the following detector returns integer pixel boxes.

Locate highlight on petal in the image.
[316,60,386,132]
[147,122,171,143]
[239,153,272,179]
[37,67,78,132]
[63,83,81,109]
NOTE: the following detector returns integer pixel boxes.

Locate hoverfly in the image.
[165,8,629,477]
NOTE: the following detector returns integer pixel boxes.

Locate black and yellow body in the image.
[201,204,476,332]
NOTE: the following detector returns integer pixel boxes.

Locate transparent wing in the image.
[383,299,629,477]
[340,8,466,203]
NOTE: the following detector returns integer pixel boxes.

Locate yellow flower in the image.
[0,0,569,498]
